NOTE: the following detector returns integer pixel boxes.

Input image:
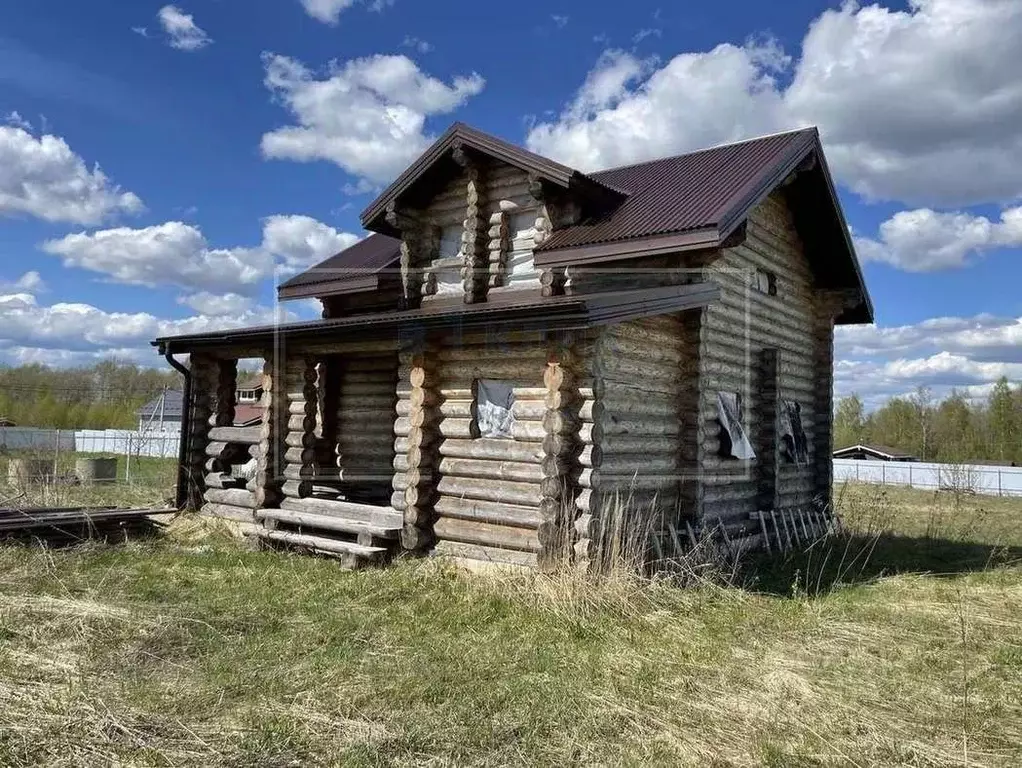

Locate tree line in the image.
[835,377,1022,465]
[0,362,182,430]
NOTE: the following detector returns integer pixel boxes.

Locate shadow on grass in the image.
[741,532,1022,597]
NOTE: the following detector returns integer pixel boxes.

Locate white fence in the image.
[834,458,1022,497]
[0,427,181,459]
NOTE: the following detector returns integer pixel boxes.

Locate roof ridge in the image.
[590,126,818,177]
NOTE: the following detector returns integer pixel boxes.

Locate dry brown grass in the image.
[0,485,1020,766]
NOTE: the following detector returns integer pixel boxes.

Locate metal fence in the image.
[0,426,181,486]
[834,458,1022,497]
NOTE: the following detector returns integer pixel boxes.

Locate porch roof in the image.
[153,283,719,355]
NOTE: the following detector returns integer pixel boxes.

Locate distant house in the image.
[137,385,263,431]
[236,375,263,404]
[832,444,917,462]
[137,390,184,431]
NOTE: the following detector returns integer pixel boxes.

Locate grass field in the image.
[0,483,1020,766]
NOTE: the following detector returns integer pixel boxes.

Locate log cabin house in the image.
[153,123,873,569]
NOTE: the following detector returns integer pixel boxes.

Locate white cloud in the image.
[0,126,143,225]
[299,0,391,24]
[177,292,255,315]
[157,5,212,51]
[4,111,32,130]
[0,272,46,294]
[41,222,271,294]
[261,214,360,273]
[39,216,360,293]
[260,52,484,186]
[0,291,293,363]
[402,36,433,54]
[527,41,789,172]
[632,28,661,44]
[551,14,569,29]
[855,207,1022,271]
[835,312,1022,406]
[528,0,1022,207]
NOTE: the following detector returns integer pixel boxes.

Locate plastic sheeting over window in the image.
[476,379,516,439]
[780,399,809,465]
[427,226,464,297]
[717,391,755,460]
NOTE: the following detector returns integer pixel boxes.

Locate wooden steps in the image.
[254,528,388,569]
[253,497,402,567]
[256,508,400,540]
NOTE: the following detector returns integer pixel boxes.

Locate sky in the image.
[1,0,1021,409]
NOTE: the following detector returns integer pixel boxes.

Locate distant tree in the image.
[834,394,866,449]
[908,385,935,461]
[987,377,1019,464]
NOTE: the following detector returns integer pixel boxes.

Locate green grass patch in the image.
[0,483,1020,766]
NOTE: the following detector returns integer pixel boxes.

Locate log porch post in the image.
[254,357,284,509]
[184,353,217,512]
[401,342,440,552]
[281,355,318,500]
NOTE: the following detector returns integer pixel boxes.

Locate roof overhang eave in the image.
[153,283,720,356]
[533,227,722,269]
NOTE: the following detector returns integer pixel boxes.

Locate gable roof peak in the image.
[360,121,627,236]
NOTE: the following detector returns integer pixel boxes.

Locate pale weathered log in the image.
[258,528,386,560]
[439,438,544,464]
[204,488,258,508]
[200,502,254,523]
[436,476,542,507]
[434,516,540,553]
[439,399,476,418]
[280,496,401,526]
[438,418,479,439]
[432,540,538,569]
[437,457,543,483]
[205,441,228,458]
[511,420,546,442]
[207,425,262,444]
[256,508,400,538]
[434,496,543,528]
[281,478,312,499]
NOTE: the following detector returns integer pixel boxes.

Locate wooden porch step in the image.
[256,508,400,539]
[255,528,388,562]
[280,497,402,528]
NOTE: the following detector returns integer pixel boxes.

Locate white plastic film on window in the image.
[429,226,463,296]
[504,211,540,288]
[717,391,756,460]
[477,379,516,439]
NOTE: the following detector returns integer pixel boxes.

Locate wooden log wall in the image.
[698,191,821,530]
[398,345,440,552]
[430,335,553,560]
[254,358,284,509]
[485,164,544,295]
[538,338,582,568]
[185,354,217,511]
[585,317,687,563]
[460,158,488,303]
[572,379,599,568]
[813,294,843,508]
[335,353,399,503]
[281,356,318,500]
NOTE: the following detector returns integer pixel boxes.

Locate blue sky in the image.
[2,0,1021,406]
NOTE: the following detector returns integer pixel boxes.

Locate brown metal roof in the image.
[537,129,817,254]
[277,234,400,300]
